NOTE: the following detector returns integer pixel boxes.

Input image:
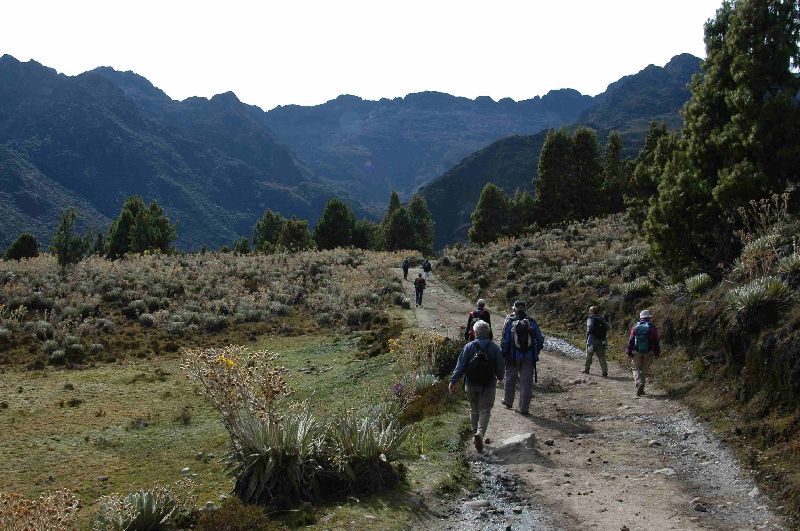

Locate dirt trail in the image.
[397,269,786,531]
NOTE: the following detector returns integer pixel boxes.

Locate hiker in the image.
[500,300,544,415]
[584,306,609,377]
[422,259,432,281]
[465,298,492,341]
[413,273,426,307]
[449,320,505,452]
[402,257,410,280]
[626,309,661,396]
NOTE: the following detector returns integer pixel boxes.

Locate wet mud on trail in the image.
[396,268,787,530]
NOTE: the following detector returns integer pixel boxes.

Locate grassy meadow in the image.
[0,249,471,529]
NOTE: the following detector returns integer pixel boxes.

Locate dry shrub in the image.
[0,489,79,530]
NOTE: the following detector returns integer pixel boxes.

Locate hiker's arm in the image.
[464,314,473,340]
[500,319,511,356]
[626,328,635,356]
[532,322,544,355]
[449,344,471,388]
[586,317,594,341]
[494,347,505,380]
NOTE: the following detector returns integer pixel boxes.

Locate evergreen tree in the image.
[233,237,251,254]
[468,183,510,244]
[314,198,356,250]
[407,193,436,255]
[352,219,381,250]
[106,196,176,258]
[535,129,573,225]
[602,131,626,213]
[277,217,315,252]
[571,127,604,219]
[630,122,670,198]
[252,209,287,252]
[645,0,800,274]
[384,207,416,251]
[509,189,537,234]
[4,233,39,260]
[382,191,402,226]
[51,209,89,268]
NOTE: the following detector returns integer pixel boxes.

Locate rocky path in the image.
[397,269,786,531]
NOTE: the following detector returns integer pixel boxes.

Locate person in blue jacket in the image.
[449,320,505,452]
[500,300,544,416]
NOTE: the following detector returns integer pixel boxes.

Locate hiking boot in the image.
[483,437,491,445]
[473,433,484,453]
[519,410,530,416]
[602,373,608,377]
[636,385,645,396]
[501,401,512,409]
[582,369,590,374]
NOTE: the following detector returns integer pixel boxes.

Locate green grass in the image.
[0,328,473,528]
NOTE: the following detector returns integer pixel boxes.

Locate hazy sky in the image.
[1,0,722,111]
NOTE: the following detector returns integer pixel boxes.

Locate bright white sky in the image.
[1,0,722,111]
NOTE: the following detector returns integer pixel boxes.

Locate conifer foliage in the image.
[4,233,39,260]
[106,196,177,259]
[468,183,511,244]
[645,0,800,275]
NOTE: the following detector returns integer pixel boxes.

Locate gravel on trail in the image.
[396,268,787,530]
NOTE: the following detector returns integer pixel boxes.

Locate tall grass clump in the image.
[610,277,653,299]
[92,486,178,531]
[685,273,713,294]
[727,277,792,312]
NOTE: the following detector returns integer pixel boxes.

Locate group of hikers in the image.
[447,297,660,452]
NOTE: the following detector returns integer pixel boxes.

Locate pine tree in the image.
[314,198,356,250]
[51,209,89,268]
[468,183,510,244]
[509,189,537,234]
[602,131,626,213]
[645,0,800,274]
[4,233,39,260]
[535,129,573,225]
[352,219,381,250]
[382,191,402,226]
[407,193,436,255]
[252,209,287,253]
[106,196,176,258]
[571,127,604,219]
[385,207,416,251]
[233,237,251,254]
[277,217,315,252]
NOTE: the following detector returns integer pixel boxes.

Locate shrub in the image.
[611,278,653,299]
[34,320,54,341]
[685,273,713,294]
[776,254,800,286]
[728,277,792,312]
[49,350,66,365]
[0,328,11,343]
[0,489,79,530]
[65,343,86,363]
[138,314,156,328]
[413,373,438,393]
[93,486,177,530]
[4,233,39,260]
[196,498,278,531]
[89,343,105,354]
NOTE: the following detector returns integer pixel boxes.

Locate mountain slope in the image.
[0,55,353,249]
[421,54,702,248]
[264,89,594,204]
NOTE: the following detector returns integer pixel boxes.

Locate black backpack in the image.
[465,346,495,386]
[592,317,608,340]
[512,318,531,352]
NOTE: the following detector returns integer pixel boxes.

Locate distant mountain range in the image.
[0,53,700,250]
[421,53,702,248]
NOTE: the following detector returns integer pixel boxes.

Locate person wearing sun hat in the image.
[626,309,661,396]
[464,298,492,341]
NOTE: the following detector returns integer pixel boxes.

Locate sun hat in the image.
[639,309,653,319]
[476,298,486,308]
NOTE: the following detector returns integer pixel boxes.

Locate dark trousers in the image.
[415,290,423,306]
[403,267,409,280]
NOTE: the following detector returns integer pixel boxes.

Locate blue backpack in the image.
[634,321,651,353]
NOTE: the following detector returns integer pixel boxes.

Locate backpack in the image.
[592,317,608,340]
[465,345,495,386]
[634,321,650,353]
[512,318,531,352]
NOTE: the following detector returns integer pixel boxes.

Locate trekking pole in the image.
[534,363,538,383]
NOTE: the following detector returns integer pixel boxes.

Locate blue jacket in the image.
[450,338,504,386]
[501,312,544,363]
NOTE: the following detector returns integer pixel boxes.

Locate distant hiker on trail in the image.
[465,298,492,341]
[584,306,609,377]
[413,273,426,307]
[422,259,432,281]
[627,309,661,397]
[500,300,544,416]
[449,320,505,453]
[402,257,410,280]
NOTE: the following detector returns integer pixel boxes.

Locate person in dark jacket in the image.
[422,259,432,281]
[500,300,544,415]
[626,309,661,396]
[449,320,505,452]
[413,273,426,307]
[585,306,609,377]
[401,257,410,280]
[465,298,492,341]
